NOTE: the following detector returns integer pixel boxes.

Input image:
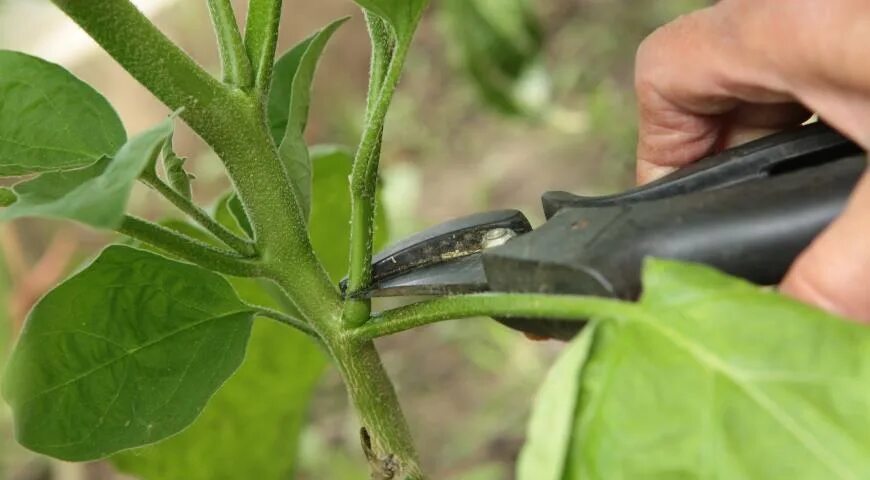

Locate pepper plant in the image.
[2,2,870,480]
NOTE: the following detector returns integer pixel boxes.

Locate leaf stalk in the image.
[352,294,634,341]
[118,215,261,277]
[140,171,256,256]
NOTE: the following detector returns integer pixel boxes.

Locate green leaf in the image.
[352,0,430,42]
[112,317,325,480]
[269,18,347,220]
[0,118,174,228]
[309,145,389,281]
[0,51,126,175]
[1,245,254,461]
[527,259,870,479]
[267,39,312,144]
[516,323,597,480]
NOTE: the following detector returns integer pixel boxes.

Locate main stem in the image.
[328,337,423,480]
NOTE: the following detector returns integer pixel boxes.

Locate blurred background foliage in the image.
[0,0,707,478]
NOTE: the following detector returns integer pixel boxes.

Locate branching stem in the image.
[207,0,253,87]
[51,2,425,478]
[344,41,411,326]
[244,0,284,95]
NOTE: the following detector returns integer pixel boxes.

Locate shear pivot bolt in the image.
[482,228,517,249]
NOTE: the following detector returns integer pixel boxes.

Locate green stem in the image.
[51,0,232,136]
[244,0,283,95]
[352,293,634,341]
[252,306,317,338]
[327,338,423,480]
[344,42,411,326]
[140,172,256,256]
[363,13,394,118]
[118,215,261,277]
[222,104,341,326]
[207,0,253,88]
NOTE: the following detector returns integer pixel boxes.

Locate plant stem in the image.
[244,0,283,95]
[56,0,339,320]
[53,4,418,477]
[51,0,232,136]
[251,306,316,338]
[352,293,636,341]
[364,13,394,118]
[344,42,411,326]
[327,337,423,480]
[207,0,253,88]
[118,215,261,277]
[140,171,256,256]
[222,102,342,325]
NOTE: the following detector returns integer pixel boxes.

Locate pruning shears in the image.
[342,123,867,340]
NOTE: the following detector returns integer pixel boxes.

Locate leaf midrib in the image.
[632,311,859,480]
[15,309,252,408]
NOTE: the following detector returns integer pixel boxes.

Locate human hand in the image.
[634,0,870,321]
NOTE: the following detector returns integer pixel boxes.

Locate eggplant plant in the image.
[1,2,869,480]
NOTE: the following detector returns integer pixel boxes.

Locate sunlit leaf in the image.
[0,118,173,228]
[522,259,870,480]
[1,246,254,461]
[0,51,126,175]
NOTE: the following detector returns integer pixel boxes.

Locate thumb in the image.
[781,169,870,322]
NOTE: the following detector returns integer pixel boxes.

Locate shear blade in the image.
[342,209,532,298]
[359,253,488,298]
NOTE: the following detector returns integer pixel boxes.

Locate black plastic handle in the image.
[484,125,867,339]
[542,122,862,216]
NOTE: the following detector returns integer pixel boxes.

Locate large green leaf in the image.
[0,51,126,175]
[112,317,325,480]
[352,0,429,41]
[1,245,255,461]
[516,323,597,480]
[268,19,347,220]
[522,259,870,479]
[0,118,173,228]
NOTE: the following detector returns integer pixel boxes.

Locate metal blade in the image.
[342,209,532,298]
[358,253,488,298]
